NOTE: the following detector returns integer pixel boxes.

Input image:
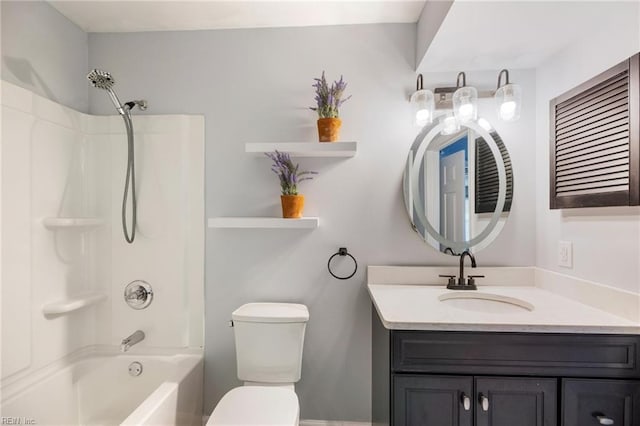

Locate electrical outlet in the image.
[558,240,573,268]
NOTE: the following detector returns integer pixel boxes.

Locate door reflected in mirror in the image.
[403,118,513,255]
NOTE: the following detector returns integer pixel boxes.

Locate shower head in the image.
[87,69,115,90]
[87,69,125,115]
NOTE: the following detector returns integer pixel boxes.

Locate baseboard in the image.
[300,421,372,426]
[204,416,372,426]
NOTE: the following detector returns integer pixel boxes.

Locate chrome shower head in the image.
[87,69,115,90]
[87,68,125,115]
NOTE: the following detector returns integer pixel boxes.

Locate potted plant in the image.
[266,150,317,218]
[310,71,352,142]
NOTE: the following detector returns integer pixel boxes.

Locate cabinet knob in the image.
[460,393,471,411]
[479,394,489,411]
[595,415,614,425]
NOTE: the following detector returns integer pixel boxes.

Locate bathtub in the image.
[1,347,203,426]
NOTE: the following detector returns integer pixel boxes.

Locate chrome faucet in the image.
[121,330,145,352]
[439,250,484,290]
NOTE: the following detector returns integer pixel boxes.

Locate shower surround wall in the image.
[1,81,204,385]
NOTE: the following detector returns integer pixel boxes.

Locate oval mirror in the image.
[403,118,513,255]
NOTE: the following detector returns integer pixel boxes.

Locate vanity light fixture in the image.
[452,72,478,123]
[410,74,435,127]
[495,69,522,122]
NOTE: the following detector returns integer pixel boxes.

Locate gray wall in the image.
[1,1,89,112]
[89,23,536,421]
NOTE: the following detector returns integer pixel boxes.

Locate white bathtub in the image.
[1,347,203,426]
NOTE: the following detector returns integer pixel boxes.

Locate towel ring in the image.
[327,247,358,280]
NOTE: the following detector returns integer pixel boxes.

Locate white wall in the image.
[415,0,452,71]
[1,1,89,112]
[88,24,537,421]
[535,2,640,294]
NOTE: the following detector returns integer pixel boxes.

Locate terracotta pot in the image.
[281,194,305,218]
[317,118,342,142]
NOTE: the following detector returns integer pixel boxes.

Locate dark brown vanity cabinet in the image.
[393,375,556,426]
[372,323,640,426]
[563,378,640,426]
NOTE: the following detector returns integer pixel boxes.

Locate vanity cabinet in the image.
[563,378,640,426]
[393,375,473,426]
[393,375,556,426]
[373,326,640,426]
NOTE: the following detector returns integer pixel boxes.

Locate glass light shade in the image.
[452,86,478,123]
[439,112,460,135]
[410,89,435,127]
[495,83,522,122]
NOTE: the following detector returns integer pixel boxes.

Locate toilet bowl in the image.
[207,386,299,426]
[207,303,309,426]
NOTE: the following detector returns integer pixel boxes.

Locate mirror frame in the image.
[404,118,508,254]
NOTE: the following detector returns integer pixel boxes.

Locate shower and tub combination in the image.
[0,73,204,424]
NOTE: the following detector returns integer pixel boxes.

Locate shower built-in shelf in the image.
[42,217,105,231]
[208,217,319,229]
[245,142,357,157]
[42,293,108,317]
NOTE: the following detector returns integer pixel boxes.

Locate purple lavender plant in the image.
[265,150,317,195]
[309,71,352,118]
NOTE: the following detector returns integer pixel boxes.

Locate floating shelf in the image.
[42,293,108,316]
[208,217,319,229]
[42,217,104,231]
[245,142,357,157]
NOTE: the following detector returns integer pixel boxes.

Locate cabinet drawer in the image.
[563,378,640,426]
[392,331,640,377]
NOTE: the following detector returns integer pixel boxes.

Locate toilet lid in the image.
[207,386,299,426]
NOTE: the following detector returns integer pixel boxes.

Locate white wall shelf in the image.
[42,293,108,316]
[208,217,319,229]
[42,217,104,231]
[245,141,357,157]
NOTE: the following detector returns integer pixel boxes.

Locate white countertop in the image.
[368,284,640,334]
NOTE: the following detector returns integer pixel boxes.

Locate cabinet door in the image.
[475,377,557,426]
[393,375,473,426]
[563,378,640,426]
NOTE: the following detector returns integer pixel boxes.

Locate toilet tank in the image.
[232,303,309,383]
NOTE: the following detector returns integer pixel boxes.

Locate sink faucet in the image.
[121,330,145,352]
[439,249,484,290]
[458,250,476,286]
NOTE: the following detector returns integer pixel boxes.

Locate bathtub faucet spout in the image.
[121,330,145,352]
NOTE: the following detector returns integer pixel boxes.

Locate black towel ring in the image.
[327,247,358,280]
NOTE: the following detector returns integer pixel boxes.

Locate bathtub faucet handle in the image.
[124,281,153,310]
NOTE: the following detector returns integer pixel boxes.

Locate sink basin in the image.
[439,292,535,313]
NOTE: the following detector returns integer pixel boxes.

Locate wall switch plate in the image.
[558,240,573,268]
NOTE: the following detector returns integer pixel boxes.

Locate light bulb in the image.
[494,83,521,122]
[410,89,434,127]
[499,101,517,121]
[477,118,493,131]
[452,86,478,123]
[415,109,430,126]
[457,102,474,121]
[440,113,460,135]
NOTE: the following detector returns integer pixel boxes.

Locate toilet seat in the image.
[207,386,299,426]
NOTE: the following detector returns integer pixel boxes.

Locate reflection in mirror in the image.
[403,118,513,255]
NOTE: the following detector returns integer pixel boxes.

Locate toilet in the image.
[207,302,309,426]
